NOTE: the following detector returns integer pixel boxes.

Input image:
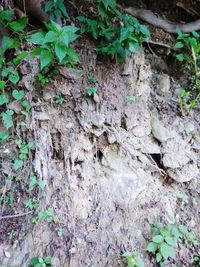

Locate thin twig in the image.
[0,211,33,220]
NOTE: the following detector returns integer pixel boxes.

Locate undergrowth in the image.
[175,30,200,113]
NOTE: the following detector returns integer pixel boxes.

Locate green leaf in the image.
[0,94,9,105]
[55,43,66,62]
[65,48,79,60]
[160,227,170,237]
[0,9,14,22]
[175,42,184,49]
[160,242,176,260]
[8,72,20,84]
[156,252,162,262]
[9,17,28,32]
[152,235,164,244]
[146,242,158,254]
[12,90,25,101]
[28,32,46,45]
[165,236,177,247]
[44,256,52,264]
[0,131,10,142]
[179,225,189,235]
[13,51,28,64]
[22,100,32,111]
[13,159,23,170]
[1,109,14,129]
[43,31,58,44]
[0,80,6,90]
[40,50,54,69]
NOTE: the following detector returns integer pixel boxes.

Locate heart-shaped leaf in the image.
[12,90,25,101]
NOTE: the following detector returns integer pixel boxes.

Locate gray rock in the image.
[151,116,169,142]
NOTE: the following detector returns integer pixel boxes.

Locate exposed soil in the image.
[0,1,200,267]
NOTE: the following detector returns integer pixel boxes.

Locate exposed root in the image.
[125,7,200,33]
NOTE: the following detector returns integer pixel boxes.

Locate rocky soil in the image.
[0,42,200,266]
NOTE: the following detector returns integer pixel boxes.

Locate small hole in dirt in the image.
[121,117,127,130]
[94,149,103,162]
[150,153,163,169]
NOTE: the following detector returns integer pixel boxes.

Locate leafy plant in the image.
[122,251,144,267]
[29,256,53,267]
[29,173,46,191]
[147,220,197,266]
[13,140,35,170]
[45,0,70,22]
[28,20,79,69]
[175,30,200,112]
[194,252,200,267]
[78,0,150,62]
[24,197,38,210]
[85,86,97,96]
[55,95,64,104]
[32,208,54,224]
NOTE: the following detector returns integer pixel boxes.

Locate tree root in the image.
[125,7,200,33]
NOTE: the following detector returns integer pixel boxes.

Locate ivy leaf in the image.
[40,50,54,69]
[13,159,24,170]
[0,94,9,105]
[1,109,14,129]
[12,90,25,101]
[8,72,20,84]
[0,130,10,142]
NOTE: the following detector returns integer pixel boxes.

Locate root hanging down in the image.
[125,7,200,33]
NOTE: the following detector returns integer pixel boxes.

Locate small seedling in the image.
[86,86,97,96]
[45,0,70,22]
[55,95,64,104]
[24,197,38,210]
[37,73,50,87]
[194,252,200,267]
[147,219,197,266]
[32,208,54,224]
[29,173,46,191]
[29,256,53,267]
[175,30,200,112]
[123,251,144,267]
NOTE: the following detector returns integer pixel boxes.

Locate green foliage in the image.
[29,173,46,191]
[55,95,64,104]
[32,208,54,224]
[194,252,200,267]
[78,0,150,62]
[24,197,38,210]
[29,256,53,267]
[86,86,97,96]
[13,140,35,170]
[123,251,144,267]
[175,30,200,112]
[28,21,79,69]
[45,0,70,22]
[147,220,197,266]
